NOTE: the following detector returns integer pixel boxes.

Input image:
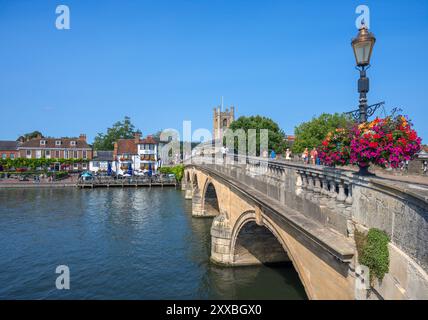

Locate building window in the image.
[36,150,42,159]
[10,153,15,160]
[26,150,32,158]
[55,140,61,146]
[1,154,6,160]
[40,140,46,146]
[82,163,87,170]
[70,141,76,146]
[55,150,60,158]
[73,163,78,170]
[73,151,78,158]
[45,150,51,158]
[93,161,99,168]
[83,150,87,159]
[64,151,68,159]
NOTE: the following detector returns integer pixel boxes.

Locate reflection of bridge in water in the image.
[183,155,428,300]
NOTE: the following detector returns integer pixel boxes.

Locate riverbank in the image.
[0,182,76,188]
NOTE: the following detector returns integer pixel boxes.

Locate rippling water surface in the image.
[0,188,306,299]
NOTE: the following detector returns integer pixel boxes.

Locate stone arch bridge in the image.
[182,156,428,300]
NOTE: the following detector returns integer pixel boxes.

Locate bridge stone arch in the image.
[228,210,313,298]
[198,178,220,217]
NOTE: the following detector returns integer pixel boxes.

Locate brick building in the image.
[17,134,92,171]
[0,141,20,160]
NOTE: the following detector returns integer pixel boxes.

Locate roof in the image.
[0,140,20,151]
[116,139,138,155]
[286,135,295,141]
[93,151,114,161]
[139,135,157,144]
[19,137,91,149]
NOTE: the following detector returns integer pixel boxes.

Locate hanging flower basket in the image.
[319,115,421,174]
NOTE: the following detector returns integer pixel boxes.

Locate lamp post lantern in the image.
[351,21,376,123]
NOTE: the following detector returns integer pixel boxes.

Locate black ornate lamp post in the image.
[351,22,376,123]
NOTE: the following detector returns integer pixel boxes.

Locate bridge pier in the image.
[184,183,193,199]
[210,213,233,265]
[191,187,204,216]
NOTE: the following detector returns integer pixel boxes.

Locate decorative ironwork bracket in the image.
[345,101,385,121]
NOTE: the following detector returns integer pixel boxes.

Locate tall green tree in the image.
[228,116,287,155]
[93,116,141,150]
[292,113,353,154]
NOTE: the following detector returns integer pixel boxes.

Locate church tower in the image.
[213,105,235,141]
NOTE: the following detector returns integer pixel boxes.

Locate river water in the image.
[0,188,307,299]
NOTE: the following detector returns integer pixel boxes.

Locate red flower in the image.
[369,142,378,148]
[373,134,381,139]
[322,140,329,146]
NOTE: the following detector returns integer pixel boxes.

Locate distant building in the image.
[213,106,235,141]
[284,135,295,147]
[113,133,160,176]
[113,135,139,176]
[89,151,114,173]
[17,134,92,171]
[136,135,158,171]
[0,141,20,160]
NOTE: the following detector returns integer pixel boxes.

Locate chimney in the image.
[134,132,141,144]
[36,133,42,139]
[113,142,118,158]
[79,134,87,142]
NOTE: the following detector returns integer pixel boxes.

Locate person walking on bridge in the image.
[302,148,309,164]
[310,147,318,165]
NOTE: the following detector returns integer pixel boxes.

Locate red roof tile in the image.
[116,139,138,155]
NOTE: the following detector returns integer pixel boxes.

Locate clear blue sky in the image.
[0,0,427,143]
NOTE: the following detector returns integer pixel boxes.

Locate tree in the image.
[17,131,43,142]
[228,116,287,155]
[93,116,141,150]
[292,113,352,154]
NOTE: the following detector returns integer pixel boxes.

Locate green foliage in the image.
[159,165,184,182]
[0,158,88,171]
[93,116,141,150]
[293,113,353,154]
[355,228,390,283]
[46,171,69,180]
[17,131,43,142]
[228,116,287,155]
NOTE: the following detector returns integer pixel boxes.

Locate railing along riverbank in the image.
[77,175,178,188]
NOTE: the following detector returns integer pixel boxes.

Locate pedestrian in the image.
[270,150,276,159]
[302,148,309,164]
[285,148,292,160]
[221,145,226,162]
[423,160,427,175]
[310,147,318,165]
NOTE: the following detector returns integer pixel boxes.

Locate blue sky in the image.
[0,0,427,143]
